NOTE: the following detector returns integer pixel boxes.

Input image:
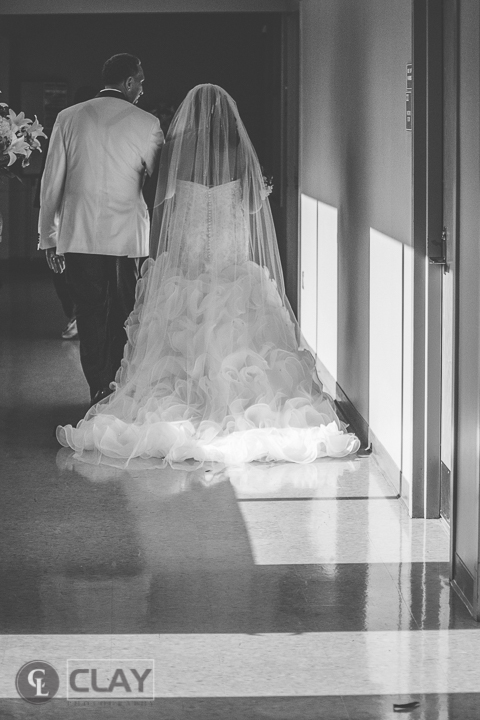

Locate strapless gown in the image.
[58,180,360,466]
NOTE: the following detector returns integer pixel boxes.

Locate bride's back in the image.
[171,178,249,273]
[154,85,251,271]
[174,91,244,188]
[151,84,282,294]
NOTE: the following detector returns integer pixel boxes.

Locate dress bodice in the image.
[172,179,249,272]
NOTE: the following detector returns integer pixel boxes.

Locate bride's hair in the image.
[162,84,242,187]
[191,86,240,185]
[153,84,262,203]
[191,86,239,137]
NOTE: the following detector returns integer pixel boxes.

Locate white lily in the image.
[29,116,47,140]
[9,109,32,133]
[8,135,30,161]
[1,103,47,171]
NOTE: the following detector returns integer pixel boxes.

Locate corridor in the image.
[1,265,479,719]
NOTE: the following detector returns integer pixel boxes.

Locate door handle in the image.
[429,226,447,266]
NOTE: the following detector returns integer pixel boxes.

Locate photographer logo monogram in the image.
[16,661,60,704]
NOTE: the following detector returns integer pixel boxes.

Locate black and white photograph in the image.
[0,1,478,718]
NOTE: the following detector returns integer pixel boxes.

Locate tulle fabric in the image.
[57,84,360,467]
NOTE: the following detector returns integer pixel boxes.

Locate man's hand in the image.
[45,247,65,274]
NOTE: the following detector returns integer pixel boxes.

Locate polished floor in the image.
[1,264,479,719]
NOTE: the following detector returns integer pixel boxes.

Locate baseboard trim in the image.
[331,382,404,503]
[400,470,410,508]
[334,383,369,448]
[452,552,475,616]
[368,426,402,497]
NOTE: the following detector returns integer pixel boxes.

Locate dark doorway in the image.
[1,12,298,308]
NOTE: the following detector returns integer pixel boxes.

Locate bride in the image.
[57,84,360,467]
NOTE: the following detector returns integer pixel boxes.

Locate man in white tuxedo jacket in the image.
[38,54,163,404]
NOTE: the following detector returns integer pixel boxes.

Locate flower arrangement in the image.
[0,98,47,179]
[263,173,274,197]
[260,166,273,197]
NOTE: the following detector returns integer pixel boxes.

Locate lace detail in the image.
[174,180,249,273]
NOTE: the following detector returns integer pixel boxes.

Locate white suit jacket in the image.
[38,94,163,257]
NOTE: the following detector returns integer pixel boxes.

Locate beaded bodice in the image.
[173,179,249,272]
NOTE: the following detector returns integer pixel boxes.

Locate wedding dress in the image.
[57,84,360,467]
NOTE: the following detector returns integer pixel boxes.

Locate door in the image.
[439,0,459,527]
[423,0,456,526]
[413,0,456,524]
[417,0,480,621]
[449,0,480,619]
[411,0,443,519]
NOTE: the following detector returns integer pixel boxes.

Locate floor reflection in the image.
[226,458,357,496]
[0,444,468,637]
[0,451,257,634]
[2,269,480,716]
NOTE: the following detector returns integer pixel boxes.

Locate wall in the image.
[454,0,480,592]
[299,0,412,490]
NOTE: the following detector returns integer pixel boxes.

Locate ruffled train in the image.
[57,259,360,465]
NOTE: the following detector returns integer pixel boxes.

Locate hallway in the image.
[1,266,479,718]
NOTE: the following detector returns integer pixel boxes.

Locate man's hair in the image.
[102,54,141,85]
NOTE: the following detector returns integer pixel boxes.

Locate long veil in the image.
[58,84,359,466]
[148,84,283,282]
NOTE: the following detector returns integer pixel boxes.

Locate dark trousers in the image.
[52,270,76,320]
[64,253,140,400]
